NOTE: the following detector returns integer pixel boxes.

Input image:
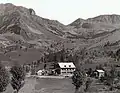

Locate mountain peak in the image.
[87,14,120,24]
[69,14,120,27]
[68,18,85,26]
[0,3,65,45]
[0,3,36,16]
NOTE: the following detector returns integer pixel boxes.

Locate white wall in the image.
[60,68,75,76]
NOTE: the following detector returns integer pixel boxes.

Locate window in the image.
[69,65,71,67]
[64,65,66,67]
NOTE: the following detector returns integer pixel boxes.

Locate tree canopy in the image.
[10,65,25,93]
[0,62,10,92]
[72,69,86,89]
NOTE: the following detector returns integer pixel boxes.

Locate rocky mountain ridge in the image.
[0,3,120,54]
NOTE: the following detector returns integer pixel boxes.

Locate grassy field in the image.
[3,77,120,93]
[35,78,74,93]
[4,77,75,93]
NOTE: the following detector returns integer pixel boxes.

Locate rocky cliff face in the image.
[0,3,67,49]
[67,14,120,39]
[0,3,120,55]
[87,14,120,24]
[1,3,120,65]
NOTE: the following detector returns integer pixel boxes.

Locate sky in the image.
[0,0,120,25]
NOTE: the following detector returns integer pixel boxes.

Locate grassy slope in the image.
[0,48,43,65]
[4,77,119,93]
[87,29,120,50]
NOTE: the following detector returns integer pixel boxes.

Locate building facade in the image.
[58,62,76,77]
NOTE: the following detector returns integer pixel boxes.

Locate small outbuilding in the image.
[37,69,48,76]
[94,69,105,78]
[37,70,43,76]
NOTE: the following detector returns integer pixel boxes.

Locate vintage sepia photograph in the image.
[0,0,120,93]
